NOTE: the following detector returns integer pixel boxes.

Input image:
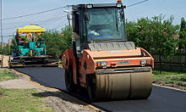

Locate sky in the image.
[1,0,186,42]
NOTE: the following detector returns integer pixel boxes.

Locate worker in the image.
[27,34,34,41]
[15,34,24,44]
[88,24,113,39]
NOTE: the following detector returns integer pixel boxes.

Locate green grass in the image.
[153,71,186,84]
[0,69,53,112]
[0,88,53,112]
[0,69,18,81]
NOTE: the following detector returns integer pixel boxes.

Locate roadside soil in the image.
[0,55,11,67]
[0,79,36,89]
[153,80,186,91]
[0,69,103,112]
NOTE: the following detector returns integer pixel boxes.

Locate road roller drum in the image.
[87,68,152,101]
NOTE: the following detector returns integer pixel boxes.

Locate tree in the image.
[179,17,186,65]
[0,44,12,55]
[127,15,179,57]
[179,17,186,52]
[126,15,179,72]
[40,26,72,58]
[127,18,155,53]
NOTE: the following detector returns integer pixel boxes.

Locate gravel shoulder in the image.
[153,71,186,91]
[0,79,36,89]
[4,69,103,112]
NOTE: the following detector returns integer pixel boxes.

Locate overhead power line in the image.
[1,0,150,21]
[2,15,67,30]
[127,0,150,8]
[4,14,66,25]
[1,6,67,21]
[4,34,14,36]
[3,15,67,30]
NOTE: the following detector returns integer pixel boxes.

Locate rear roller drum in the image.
[65,67,76,92]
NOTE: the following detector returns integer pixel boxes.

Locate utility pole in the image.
[67,14,70,27]
[8,36,12,65]
[64,10,71,27]
[0,0,3,68]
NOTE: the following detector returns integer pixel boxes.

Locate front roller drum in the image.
[87,70,152,101]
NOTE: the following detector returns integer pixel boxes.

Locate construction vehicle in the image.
[62,0,154,101]
[9,25,58,68]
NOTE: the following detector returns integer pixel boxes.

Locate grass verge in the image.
[0,88,53,112]
[153,70,186,90]
[0,69,18,82]
[0,69,53,112]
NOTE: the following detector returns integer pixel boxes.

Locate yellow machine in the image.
[9,25,58,68]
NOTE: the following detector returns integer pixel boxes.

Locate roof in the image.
[72,3,126,10]
[17,25,46,34]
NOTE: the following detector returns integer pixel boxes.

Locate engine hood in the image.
[85,48,142,59]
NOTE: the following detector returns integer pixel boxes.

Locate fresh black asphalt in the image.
[16,67,186,112]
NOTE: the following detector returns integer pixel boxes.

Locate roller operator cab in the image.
[62,1,154,101]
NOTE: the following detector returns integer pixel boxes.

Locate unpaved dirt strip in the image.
[0,79,36,89]
[153,81,186,91]
[0,55,11,67]
[45,92,100,112]
[153,84,186,92]
[11,68,103,112]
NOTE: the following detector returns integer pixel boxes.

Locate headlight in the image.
[100,62,107,67]
[97,62,108,67]
[87,4,93,8]
[116,3,122,7]
[140,60,147,66]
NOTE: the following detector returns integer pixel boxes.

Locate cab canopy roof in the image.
[17,25,46,34]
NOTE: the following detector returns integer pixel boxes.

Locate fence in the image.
[153,55,186,72]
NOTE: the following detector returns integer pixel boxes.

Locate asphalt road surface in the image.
[16,67,186,112]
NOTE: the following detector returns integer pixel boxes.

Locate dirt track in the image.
[0,79,36,89]
[0,55,11,67]
[6,69,102,112]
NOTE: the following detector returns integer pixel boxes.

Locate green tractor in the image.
[9,25,58,68]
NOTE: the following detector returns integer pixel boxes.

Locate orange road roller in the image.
[62,1,154,101]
